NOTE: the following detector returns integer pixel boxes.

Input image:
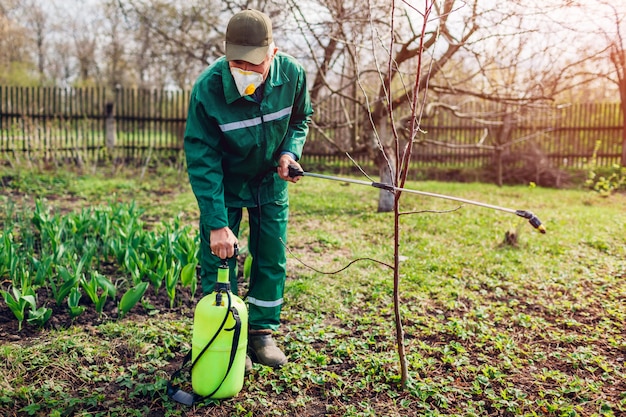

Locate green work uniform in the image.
[184,52,313,331]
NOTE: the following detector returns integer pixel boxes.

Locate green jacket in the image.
[184,52,313,230]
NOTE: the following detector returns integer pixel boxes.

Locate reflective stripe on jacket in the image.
[184,52,313,230]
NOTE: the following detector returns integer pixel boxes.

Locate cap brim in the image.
[225,44,268,65]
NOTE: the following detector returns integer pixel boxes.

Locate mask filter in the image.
[230,68,264,96]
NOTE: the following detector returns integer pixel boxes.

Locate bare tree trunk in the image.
[375,114,396,211]
[377,152,395,212]
[393,193,408,386]
[495,147,503,187]
[494,110,514,187]
[621,102,626,167]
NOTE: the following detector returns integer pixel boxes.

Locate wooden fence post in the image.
[105,101,115,150]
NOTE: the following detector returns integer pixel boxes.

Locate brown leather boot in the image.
[248,330,288,368]
[245,355,253,374]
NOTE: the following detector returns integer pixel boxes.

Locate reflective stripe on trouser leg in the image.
[198,208,243,296]
[247,200,288,331]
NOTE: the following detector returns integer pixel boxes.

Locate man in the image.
[184,9,313,370]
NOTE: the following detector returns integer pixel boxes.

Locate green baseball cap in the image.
[225,9,273,65]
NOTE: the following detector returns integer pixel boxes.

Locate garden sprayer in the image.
[288,166,546,234]
[167,245,248,405]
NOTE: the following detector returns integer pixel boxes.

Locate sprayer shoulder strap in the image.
[202,305,241,399]
[167,293,242,406]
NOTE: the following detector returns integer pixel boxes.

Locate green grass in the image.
[1,165,625,417]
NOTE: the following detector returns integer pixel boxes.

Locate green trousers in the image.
[199,201,289,331]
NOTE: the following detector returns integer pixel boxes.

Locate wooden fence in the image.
[0,86,189,164]
[1,85,624,170]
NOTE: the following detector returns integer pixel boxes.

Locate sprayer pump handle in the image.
[220,243,239,266]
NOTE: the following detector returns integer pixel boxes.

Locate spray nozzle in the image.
[515,210,546,234]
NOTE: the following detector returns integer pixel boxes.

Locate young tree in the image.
[114,0,252,89]
[531,0,626,167]
[20,0,48,83]
[0,1,39,85]
[603,4,626,166]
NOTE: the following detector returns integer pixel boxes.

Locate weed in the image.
[585,141,626,196]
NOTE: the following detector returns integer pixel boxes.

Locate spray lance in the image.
[288,166,546,233]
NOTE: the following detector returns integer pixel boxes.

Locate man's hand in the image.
[277,153,302,183]
[210,227,239,259]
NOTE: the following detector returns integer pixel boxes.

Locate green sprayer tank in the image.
[191,260,248,399]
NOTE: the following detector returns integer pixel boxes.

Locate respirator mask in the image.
[230,68,264,96]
